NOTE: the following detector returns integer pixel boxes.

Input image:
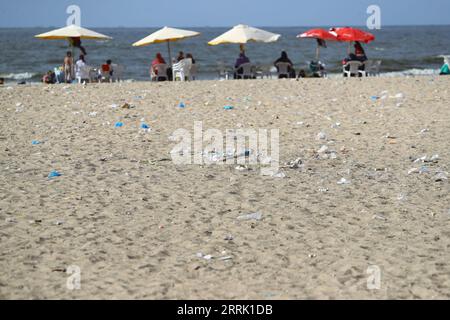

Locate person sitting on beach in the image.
[177,51,185,62]
[0,77,4,85]
[186,53,197,80]
[354,41,368,62]
[151,53,169,81]
[234,52,250,79]
[75,55,90,83]
[274,51,295,78]
[440,57,450,75]
[64,51,74,83]
[101,59,114,82]
[42,70,56,84]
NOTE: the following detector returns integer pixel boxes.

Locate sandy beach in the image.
[0,76,449,299]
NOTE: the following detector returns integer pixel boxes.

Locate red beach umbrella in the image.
[297,28,338,60]
[329,27,375,43]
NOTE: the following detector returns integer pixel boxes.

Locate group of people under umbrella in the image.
[34,24,379,83]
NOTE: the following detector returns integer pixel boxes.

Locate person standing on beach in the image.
[75,54,90,83]
[64,51,74,83]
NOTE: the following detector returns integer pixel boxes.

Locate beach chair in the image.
[275,62,291,78]
[173,58,192,81]
[343,61,363,77]
[217,62,231,80]
[112,64,125,82]
[151,64,168,81]
[365,60,382,77]
[76,65,92,83]
[235,63,254,79]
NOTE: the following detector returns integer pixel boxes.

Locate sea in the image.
[0,26,449,83]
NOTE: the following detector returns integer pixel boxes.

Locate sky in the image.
[1,0,450,28]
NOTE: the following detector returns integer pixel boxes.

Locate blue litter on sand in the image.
[179,102,186,108]
[48,170,62,179]
[115,122,124,128]
[141,123,150,130]
[224,105,234,110]
[370,96,380,101]
[32,140,41,145]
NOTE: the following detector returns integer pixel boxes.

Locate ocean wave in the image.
[0,72,37,80]
[382,68,439,77]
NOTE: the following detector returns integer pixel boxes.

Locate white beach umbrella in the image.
[208,24,281,46]
[132,26,201,65]
[35,24,112,40]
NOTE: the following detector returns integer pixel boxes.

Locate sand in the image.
[0,77,449,299]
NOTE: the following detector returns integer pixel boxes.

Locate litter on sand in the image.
[48,170,62,179]
[337,178,351,185]
[115,122,124,128]
[223,105,234,110]
[237,212,263,221]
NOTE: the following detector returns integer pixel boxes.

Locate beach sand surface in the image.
[0,77,449,299]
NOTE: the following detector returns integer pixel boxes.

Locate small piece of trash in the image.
[140,123,150,130]
[121,103,132,109]
[316,132,327,140]
[287,158,303,169]
[115,122,124,128]
[110,104,118,109]
[5,218,16,223]
[318,145,329,154]
[32,140,41,145]
[224,235,234,241]
[88,112,97,117]
[218,256,233,261]
[237,212,263,221]
[260,167,285,178]
[370,96,380,101]
[337,178,350,185]
[223,105,234,110]
[435,172,448,182]
[179,102,186,109]
[373,214,387,221]
[48,170,62,179]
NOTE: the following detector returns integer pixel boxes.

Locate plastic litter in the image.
[237,212,263,221]
[316,132,327,140]
[435,171,448,182]
[32,140,41,145]
[115,122,124,128]
[48,170,62,179]
[179,102,186,108]
[337,178,350,185]
[224,105,234,110]
[140,123,150,130]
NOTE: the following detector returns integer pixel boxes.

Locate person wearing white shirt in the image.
[75,55,90,83]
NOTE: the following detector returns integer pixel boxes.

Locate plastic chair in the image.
[235,62,253,79]
[366,60,382,77]
[173,58,192,81]
[275,62,291,78]
[343,61,363,77]
[151,64,168,81]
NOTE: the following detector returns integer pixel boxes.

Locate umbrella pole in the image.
[167,41,172,67]
[316,45,320,61]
